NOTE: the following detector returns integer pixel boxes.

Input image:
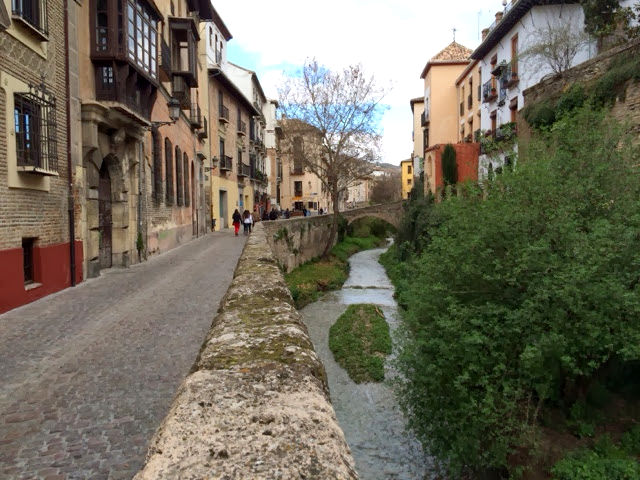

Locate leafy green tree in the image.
[388,106,640,476]
[441,143,457,187]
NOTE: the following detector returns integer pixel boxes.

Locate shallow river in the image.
[300,246,434,480]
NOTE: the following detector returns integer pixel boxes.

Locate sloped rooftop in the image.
[421,41,472,78]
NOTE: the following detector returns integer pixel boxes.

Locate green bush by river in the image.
[380,106,640,478]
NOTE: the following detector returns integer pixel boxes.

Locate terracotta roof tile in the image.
[430,41,473,62]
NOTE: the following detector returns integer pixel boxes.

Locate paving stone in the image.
[0,232,246,478]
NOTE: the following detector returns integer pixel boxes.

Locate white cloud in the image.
[214,0,503,164]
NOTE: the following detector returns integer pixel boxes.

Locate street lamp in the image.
[204,156,218,172]
[151,97,181,127]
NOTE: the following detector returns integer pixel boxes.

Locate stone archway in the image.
[84,151,130,278]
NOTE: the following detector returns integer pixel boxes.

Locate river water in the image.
[300,246,434,480]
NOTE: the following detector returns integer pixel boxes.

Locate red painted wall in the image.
[429,143,480,192]
[0,241,83,314]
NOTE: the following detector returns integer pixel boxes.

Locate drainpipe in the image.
[63,0,76,286]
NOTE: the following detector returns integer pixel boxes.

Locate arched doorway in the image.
[98,161,112,268]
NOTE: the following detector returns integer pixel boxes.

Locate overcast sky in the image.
[213,1,505,165]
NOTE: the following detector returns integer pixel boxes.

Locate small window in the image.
[22,237,35,284]
[12,0,48,37]
[407,165,412,174]
[14,81,58,173]
[407,178,412,185]
[294,181,303,197]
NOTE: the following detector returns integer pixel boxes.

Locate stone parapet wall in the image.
[262,215,336,273]
[134,223,357,480]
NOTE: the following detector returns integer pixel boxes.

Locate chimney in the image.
[481,28,489,40]
[495,11,504,23]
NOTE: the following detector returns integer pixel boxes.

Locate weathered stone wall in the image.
[521,38,640,139]
[262,215,336,273]
[134,223,357,480]
[262,203,403,273]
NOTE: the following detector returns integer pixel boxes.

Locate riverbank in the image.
[285,234,387,309]
[300,246,432,479]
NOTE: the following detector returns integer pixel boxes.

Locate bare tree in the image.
[520,19,590,75]
[279,60,386,256]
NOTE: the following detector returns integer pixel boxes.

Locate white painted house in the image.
[471,0,595,178]
[203,11,232,69]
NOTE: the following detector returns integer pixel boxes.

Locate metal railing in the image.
[219,155,232,171]
[238,163,251,177]
[219,105,229,122]
[421,110,429,126]
[237,120,246,135]
[190,103,202,128]
[172,76,191,109]
[482,80,497,103]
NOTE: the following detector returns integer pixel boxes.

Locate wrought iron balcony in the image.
[482,80,497,103]
[421,110,429,126]
[219,155,232,171]
[219,105,229,123]
[190,103,202,128]
[237,120,246,136]
[172,75,191,109]
[237,163,251,177]
[198,117,208,140]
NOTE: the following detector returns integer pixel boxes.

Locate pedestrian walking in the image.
[232,209,242,236]
[242,210,252,235]
[284,208,290,219]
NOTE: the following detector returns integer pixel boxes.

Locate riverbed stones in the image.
[134,223,358,480]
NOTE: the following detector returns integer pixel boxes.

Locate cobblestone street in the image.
[0,231,246,480]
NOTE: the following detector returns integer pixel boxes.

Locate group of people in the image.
[231,205,328,237]
[231,209,254,236]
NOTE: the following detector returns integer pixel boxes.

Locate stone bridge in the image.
[341,201,403,228]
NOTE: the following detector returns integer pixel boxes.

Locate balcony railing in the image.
[482,80,497,103]
[190,103,202,128]
[198,117,208,140]
[219,105,229,123]
[172,75,191,109]
[12,0,48,37]
[237,120,246,136]
[421,110,429,126]
[294,189,303,197]
[219,155,232,171]
[237,163,251,177]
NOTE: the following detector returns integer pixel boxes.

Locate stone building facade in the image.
[76,0,214,278]
[207,67,260,229]
[0,0,83,313]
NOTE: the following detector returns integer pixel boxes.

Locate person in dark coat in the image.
[232,209,242,236]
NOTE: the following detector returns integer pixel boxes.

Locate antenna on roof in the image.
[453,27,457,42]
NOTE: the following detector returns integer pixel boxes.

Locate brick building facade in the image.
[0,0,82,313]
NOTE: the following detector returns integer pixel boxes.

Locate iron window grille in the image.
[12,0,47,37]
[14,79,58,174]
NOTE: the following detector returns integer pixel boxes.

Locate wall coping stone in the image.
[134,223,358,479]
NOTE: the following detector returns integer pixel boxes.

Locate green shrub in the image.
[387,106,640,476]
[329,304,392,383]
[552,437,640,480]
[523,100,556,129]
[556,84,586,116]
[620,425,640,455]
